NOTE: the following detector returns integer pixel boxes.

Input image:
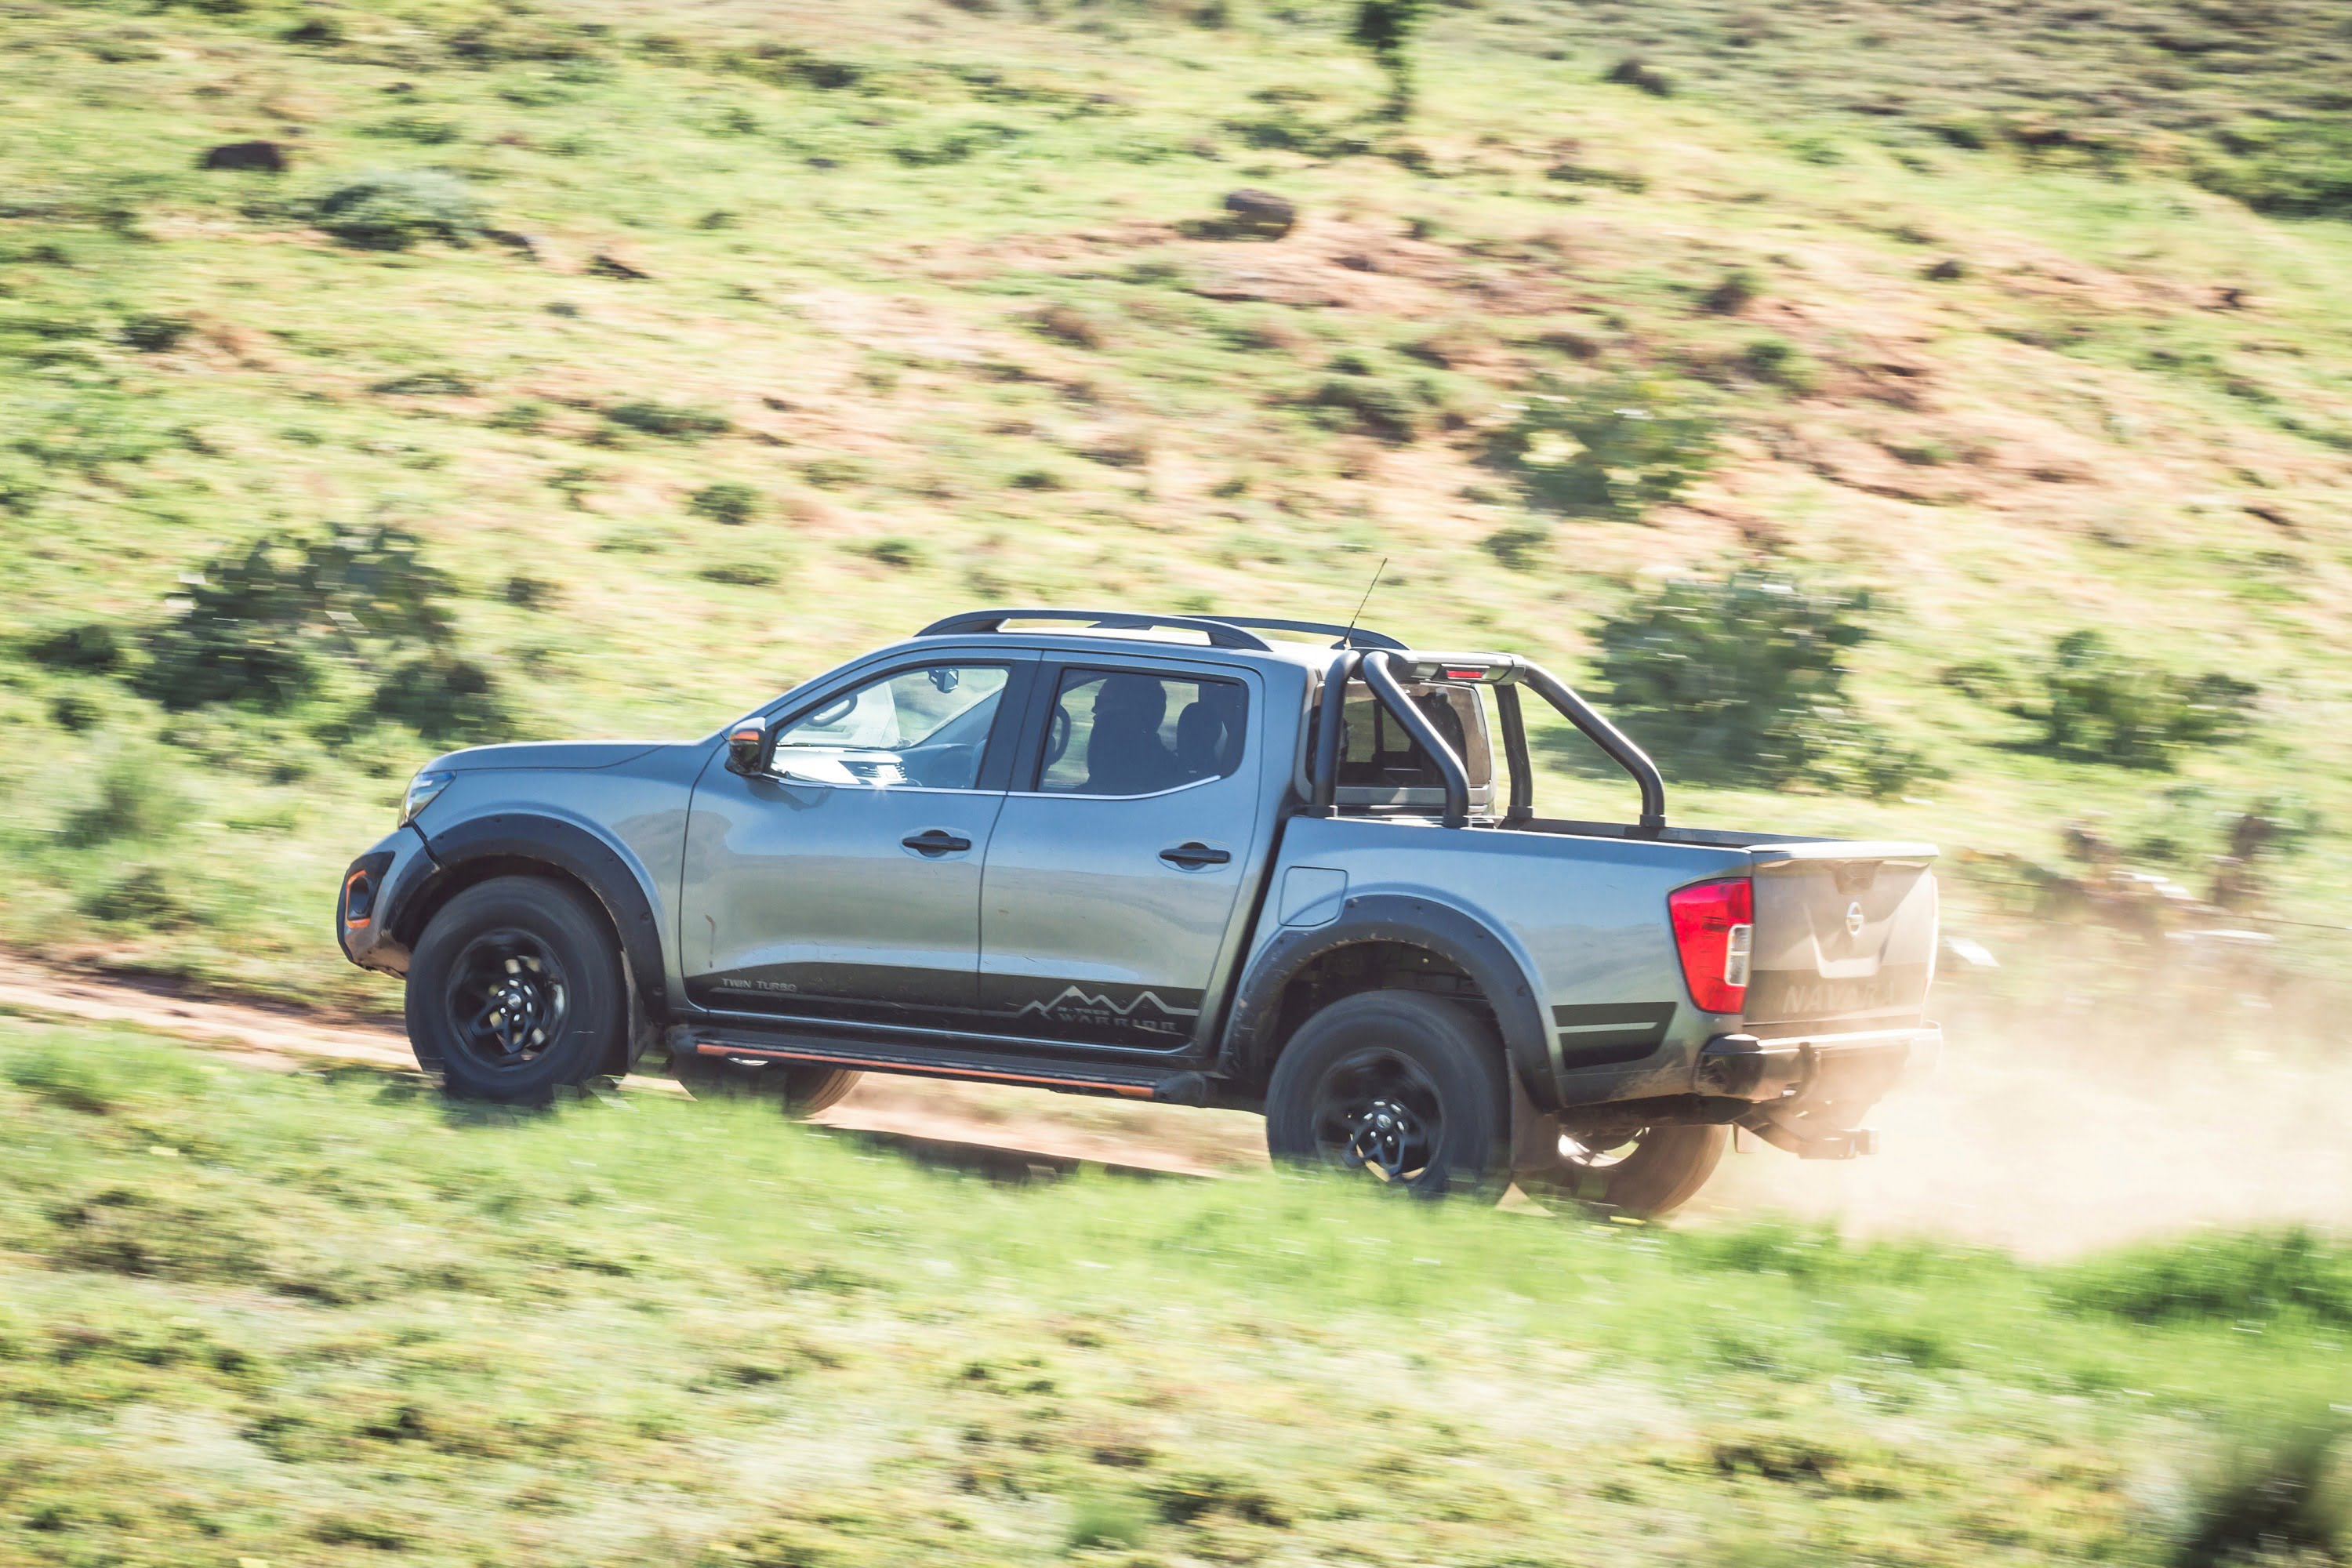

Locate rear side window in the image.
[1037,670,1247,797]
[1329,680,1494,804]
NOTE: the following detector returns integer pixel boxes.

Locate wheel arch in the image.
[1218,893,1554,1107]
[392,813,670,1069]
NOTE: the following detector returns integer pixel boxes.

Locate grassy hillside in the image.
[3,1014,2348,1566]
[4,0,2352,1007]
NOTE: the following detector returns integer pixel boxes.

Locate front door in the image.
[681,657,1030,1027]
[977,660,1263,1049]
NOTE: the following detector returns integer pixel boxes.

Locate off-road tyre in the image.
[1264,989,1509,1198]
[405,875,627,1104]
[1526,1123,1729,1218]
[670,1051,861,1117]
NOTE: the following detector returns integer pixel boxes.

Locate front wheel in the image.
[1264,989,1508,1197]
[1524,1123,1728,1218]
[405,876,626,1103]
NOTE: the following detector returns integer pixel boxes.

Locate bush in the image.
[1486,374,1718,521]
[118,313,192,353]
[2194,120,2352,220]
[688,481,761,524]
[1591,570,1927,795]
[2009,630,2257,768]
[304,169,485,250]
[606,400,730,440]
[136,524,471,717]
[24,622,125,672]
[2169,1421,2348,1568]
[63,759,193,848]
[2058,1228,2352,1328]
[368,651,506,743]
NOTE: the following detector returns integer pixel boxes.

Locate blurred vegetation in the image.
[0,0,2350,1007]
[1591,571,1927,795]
[0,1015,2345,1566]
[2009,630,2259,770]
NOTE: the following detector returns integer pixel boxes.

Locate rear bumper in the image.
[1693,1023,1942,1104]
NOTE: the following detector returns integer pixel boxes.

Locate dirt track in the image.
[5,954,2347,1258]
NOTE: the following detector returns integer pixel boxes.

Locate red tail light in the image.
[1668,877,1753,1014]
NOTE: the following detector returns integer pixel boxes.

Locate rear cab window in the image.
[1034,668,1249,797]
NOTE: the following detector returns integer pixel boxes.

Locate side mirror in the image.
[724,717,770,777]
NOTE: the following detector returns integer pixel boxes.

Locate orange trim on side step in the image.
[693,1041,1156,1098]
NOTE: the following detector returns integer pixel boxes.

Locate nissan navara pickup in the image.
[338,609,1943,1213]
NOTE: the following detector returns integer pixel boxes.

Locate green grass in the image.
[1,1014,2347,1566]
[3,0,2352,1013]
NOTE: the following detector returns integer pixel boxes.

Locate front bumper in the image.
[336,826,437,975]
[1694,1023,1942,1105]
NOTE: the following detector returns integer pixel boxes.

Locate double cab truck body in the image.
[339,609,1942,1208]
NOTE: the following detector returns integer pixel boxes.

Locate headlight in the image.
[399,769,456,826]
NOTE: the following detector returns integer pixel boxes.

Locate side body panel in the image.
[1231,815,1753,1110]
[976,655,1290,1054]
[394,747,707,1010]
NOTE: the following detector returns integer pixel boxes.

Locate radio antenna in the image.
[1345,556,1389,640]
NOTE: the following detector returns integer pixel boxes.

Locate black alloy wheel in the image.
[1264,989,1508,1197]
[444,928,570,1073]
[1308,1047,1446,1185]
[405,875,626,1102]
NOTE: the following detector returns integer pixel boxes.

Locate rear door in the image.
[681,655,1035,1028]
[976,657,1263,1050]
[1744,844,1940,1034]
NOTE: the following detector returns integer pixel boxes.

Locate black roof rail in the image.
[915,608,1276,652]
[1201,616,1408,651]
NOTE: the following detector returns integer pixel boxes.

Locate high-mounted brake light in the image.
[1668,877,1753,1014]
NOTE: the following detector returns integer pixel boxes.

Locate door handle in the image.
[902,829,974,856]
[1160,841,1232,869]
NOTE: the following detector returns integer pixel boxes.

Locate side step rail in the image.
[670,1027,1213,1105]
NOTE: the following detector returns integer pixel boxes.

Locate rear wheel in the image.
[405,876,626,1103]
[1264,990,1508,1198]
[670,1051,861,1116]
[1525,1123,1728,1218]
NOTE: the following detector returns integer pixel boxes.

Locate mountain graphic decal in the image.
[1013,985,1201,1020]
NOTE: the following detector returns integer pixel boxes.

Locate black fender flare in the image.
[397,813,670,1022]
[1218,893,1557,1109]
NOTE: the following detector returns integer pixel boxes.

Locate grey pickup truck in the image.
[338,608,1942,1212]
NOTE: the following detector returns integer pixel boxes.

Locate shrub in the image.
[1700,268,1759,315]
[24,622,125,672]
[2194,120,2352,220]
[2009,630,2257,768]
[606,400,729,439]
[136,523,469,716]
[688,481,761,524]
[80,866,194,928]
[1604,56,1673,96]
[2057,1228,2352,1328]
[2168,1421,2348,1568]
[1482,521,1551,570]
[63,758,193,848]
[1486,374,1718,521]
[361,115,463,146]
[863,537,926,569]
[119,313,192,352]
[1591,570,1927,795]
[304,169,485,250]
[368,651,507,742]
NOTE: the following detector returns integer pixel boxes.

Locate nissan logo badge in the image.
[1845,900,1866,937]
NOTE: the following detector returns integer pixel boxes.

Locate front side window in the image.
[771,664,1008,789]
[1037,670,1247,797]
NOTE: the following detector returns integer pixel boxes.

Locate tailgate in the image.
[1743,842,1938,1034]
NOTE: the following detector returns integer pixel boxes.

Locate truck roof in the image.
[907,608,1411,672]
